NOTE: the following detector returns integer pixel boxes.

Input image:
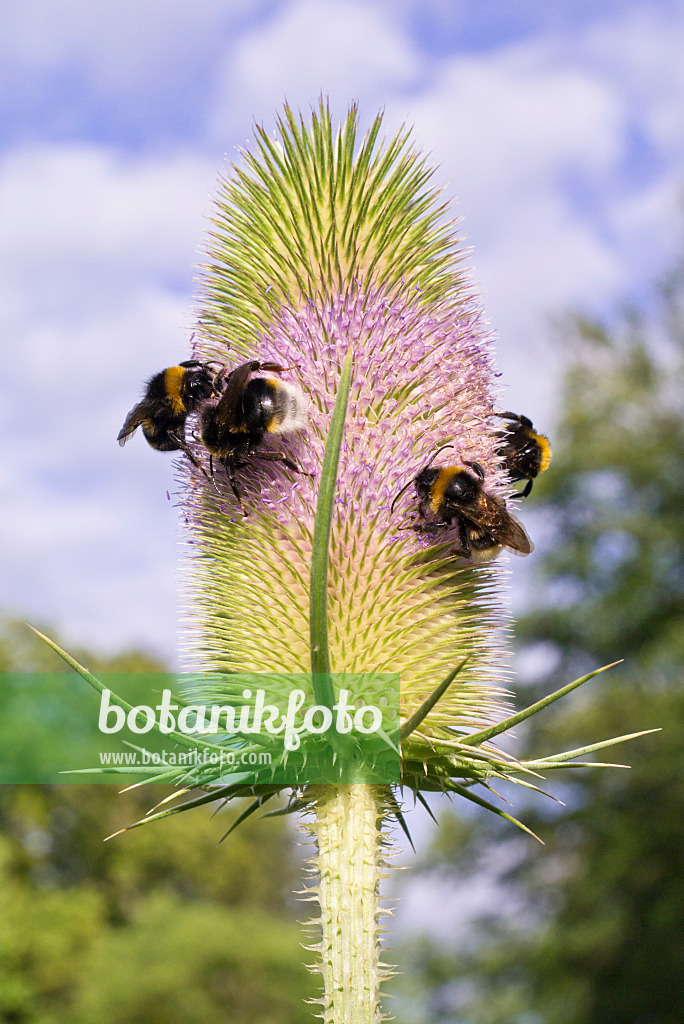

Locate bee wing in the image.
[461,492,534,556]
[210,360,259,432]
[117,401,151,446]
[496,512,534,555]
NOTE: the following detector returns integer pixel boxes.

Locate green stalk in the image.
[309,348,354,707]
[310,785,388,1023]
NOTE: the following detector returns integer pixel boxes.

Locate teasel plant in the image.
[35,99,655,1024]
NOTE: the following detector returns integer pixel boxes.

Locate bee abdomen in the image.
[199,411,227,455]
[244,378,308,435]
[142,418,183,451]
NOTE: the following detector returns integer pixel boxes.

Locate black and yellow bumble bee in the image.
[117,360,221,468]
[393,452,533,560]
[199,360,309,511]
[493,411,551,497]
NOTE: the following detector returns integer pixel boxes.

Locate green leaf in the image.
[309,348,354,707]
[448,782,543,843]
[400,659,469,740]
[385,788,415,851]
[27,626,214,754]
[525,728,660,768]
[459,661,623,747]
[218,793,278,844]
[103,782,265,839]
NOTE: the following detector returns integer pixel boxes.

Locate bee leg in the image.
[223,457,248,515]
[398,504,448,533]
[398,501,433,532]
[462,460,485,480]
[416,499,450,530]
[170,431,206,476]
[397,513,423,532]
[172,436,222,493]
[518,479,533,498]
[175,439,201,469]
[250,450,314,477]
[203,454,223,497]
[257,362,294,374]
[453,517,472,558]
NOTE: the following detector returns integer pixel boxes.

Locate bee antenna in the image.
[390,478,414,516]
[211,366,229,392]
[423,442,455,469]
[390,443,455,516]
[462,459,485,479]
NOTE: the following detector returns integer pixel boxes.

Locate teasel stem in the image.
[309,786,388,1024]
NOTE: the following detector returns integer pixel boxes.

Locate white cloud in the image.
[472,198,622,425]
[369,41,624,421]
[202,4,640,425]
[390,41,624,267]
[393,832,530,941]
[0,298,192,660]
[0,144,216,304]
[4,480,181,657]
[207,0,423,141]
[610,172,684,269]
[399,49,624,209]
[0,143,218,482]
[583,6,684,158]
[0,144,220,660]
[0,0,269,97]
[375,15,684,418]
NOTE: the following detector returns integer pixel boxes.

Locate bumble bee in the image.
[393,454,532,560]
[117,360,221,468]
[493,411,551,497]
[199,360,308,511]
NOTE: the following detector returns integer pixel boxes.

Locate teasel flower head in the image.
[181,100,515,777]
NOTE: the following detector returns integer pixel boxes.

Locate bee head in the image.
[182,364,221,406]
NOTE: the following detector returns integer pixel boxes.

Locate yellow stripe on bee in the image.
[429,467,459,513]
[532,432,552,472]
[263,379,283,433]
[165,366,186,416]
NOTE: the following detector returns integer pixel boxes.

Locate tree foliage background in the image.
[395,260,684,1024]
[0,619,315,1024]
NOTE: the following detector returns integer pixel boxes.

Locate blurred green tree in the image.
[395,262,684,1024]
[0,619,314,1022]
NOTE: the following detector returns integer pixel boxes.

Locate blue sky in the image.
[3,0,684,660]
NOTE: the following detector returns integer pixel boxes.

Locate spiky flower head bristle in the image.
[179,99,514,771]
